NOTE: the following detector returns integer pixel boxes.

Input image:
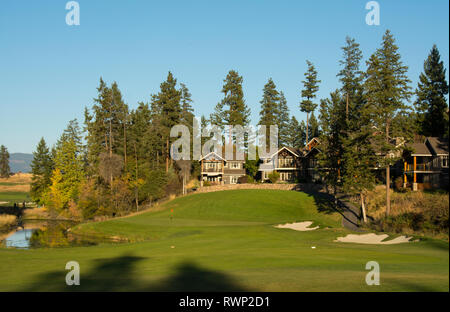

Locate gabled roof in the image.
[408,142,432,156]
[405,137,449,157]
[426,137,449,155]
[268,146,301,159]
[200,151,224,161]
[306,137,320,147]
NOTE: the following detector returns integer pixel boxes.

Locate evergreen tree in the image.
[286,116,303,148]
[414,44,449,137]
[318,91,346,196]
[179,83,195,162]
[336,36,376,221]
[30,138,54,204]
[151,72,182,172]
[308,112,320,141]
[337,37,364,122]
[45,138,84,214]
[211,70,250,143]
[200,115,210,150]
[180,83,195,128]
[300,60,321,145]
[277,91,290,146]
[0,145,10,178]
[365,30,412,216]
[84,78,129,169]
[258,78,280,146]
[340,123,376,223]
[299,120,307,147]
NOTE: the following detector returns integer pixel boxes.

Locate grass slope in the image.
[0,190,448,291]
[0,191,30,204]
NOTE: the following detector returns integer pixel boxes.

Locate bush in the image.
[202,180,211,187]
[237,176,248,184]
[394,176,406,192]
[296,177,308,183]
[268,172,280,184]
[364,186,449,238]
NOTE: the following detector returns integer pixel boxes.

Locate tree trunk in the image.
[346,93,349,121]
[386,165,390,216]
[109,117,113,191]
[385,119,391,217]
[134,143,139,212]
[124,123,127,166]
[361,193,367,223]
[306,112,309,146]
[166,139,169,173]
[109,119,113,157]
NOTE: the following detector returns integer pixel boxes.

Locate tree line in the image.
[25,29,448,220]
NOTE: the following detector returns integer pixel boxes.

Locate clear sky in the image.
[0,0,448,153]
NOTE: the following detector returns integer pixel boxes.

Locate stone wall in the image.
[192,183,326,194]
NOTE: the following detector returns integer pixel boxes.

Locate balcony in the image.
[405,163,437,172]
[202,167,222,173]
[277,162,296,168]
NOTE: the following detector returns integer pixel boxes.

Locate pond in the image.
[1,220,117,249]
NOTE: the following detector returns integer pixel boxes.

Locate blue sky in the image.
[0,0,448,153]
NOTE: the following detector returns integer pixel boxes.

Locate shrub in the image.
[203,180,211,187]
[394,176,406,192]
[268,172,280,184]
[364,186,449,238]
[237,176,248,184]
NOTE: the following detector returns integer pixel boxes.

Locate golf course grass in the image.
[0,191,31,204]
[0,189,448,291]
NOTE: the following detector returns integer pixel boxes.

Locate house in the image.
[302,138,322,182]
[259,146,302,182]
[259,138,322,183]
[402,137,449,190]
[200,148,246,185]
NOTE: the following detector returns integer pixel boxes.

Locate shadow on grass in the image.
[295,184,364,231]
[22,254,248,292]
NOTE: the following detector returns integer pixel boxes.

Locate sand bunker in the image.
[335,233,412,245]
[275,221,319,231]
[0,201,7,205]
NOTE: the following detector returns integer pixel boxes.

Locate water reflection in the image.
[2,220,113,249]
[4,229,33,248]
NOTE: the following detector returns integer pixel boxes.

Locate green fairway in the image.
[0,191,30,204]
[0,189,448,291]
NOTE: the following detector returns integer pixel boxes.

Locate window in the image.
[231,176,238,184]
[442,155,448,168]
[280,172,292,181]
[278,156,294,167]
[230,162,240,169]
[206,162,221,170]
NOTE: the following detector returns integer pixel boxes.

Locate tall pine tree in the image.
[286,116,303,148]
[365,30,412,216]
[30,138,54,204]
[300,60,321,145]
[211,70,250,144]
[151,72,182,172]
[277,91,290,146]
[258,78,280,146]
[414,44,449,138]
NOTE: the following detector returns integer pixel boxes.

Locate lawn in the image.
[0,191,30,204]
[0,189,448,291]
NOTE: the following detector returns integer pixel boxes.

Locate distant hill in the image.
[9,153,33,173]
